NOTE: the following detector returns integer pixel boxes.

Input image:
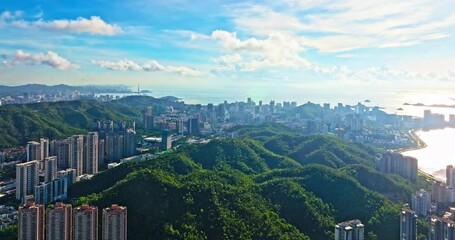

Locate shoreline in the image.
[397,129,427,153]
[399,129,438,182]
[401,128,454,182]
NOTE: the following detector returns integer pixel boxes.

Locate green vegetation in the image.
[67,124,429,240]
[0,100,138,148]
[0,96,180,149]
[289,102,324,119]
[0,225,17,240]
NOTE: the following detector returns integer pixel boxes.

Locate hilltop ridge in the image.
[67,124,430,240]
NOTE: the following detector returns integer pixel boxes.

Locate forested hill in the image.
[0,96,177,148]
[68,124,431,240]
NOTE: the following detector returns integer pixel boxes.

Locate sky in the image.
[1,0,455,100]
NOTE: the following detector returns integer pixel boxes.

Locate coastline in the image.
[399,129,438,181]
[401,129,450,182]
[397,129,427,153]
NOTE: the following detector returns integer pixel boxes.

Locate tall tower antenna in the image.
[137,84,140,95]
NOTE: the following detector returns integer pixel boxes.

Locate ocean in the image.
[402,128,455,181]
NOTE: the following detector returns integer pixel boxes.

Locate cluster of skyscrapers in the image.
[423,110,446,129]
[376,152,418,181]
[16,120,137,204]
[404,165,455,240]
[16,159,75,205]
[19,201,126,240]
[143,105,200,136]
[428,214,455,240]
[428,166,455,206]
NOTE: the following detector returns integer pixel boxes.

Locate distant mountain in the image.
[67,124,430,240]
[0,100,139,148]
[112,95,182,109]
[289,102,324,119]
[0,96,181,148]
[0,84,131,96]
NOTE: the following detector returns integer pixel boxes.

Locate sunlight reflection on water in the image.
[402,128,455,181]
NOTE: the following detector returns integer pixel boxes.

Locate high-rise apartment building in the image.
[106,134,124,163]
[447,165,455,188]
[16,160,39,204]
[70,135,84,177]
[27,141,41,162]
[73,205,98,240]
[345,114,364,132]
[177,118,185,134]
[400,208,417,240]
[98,139,106,168]
[428,216,455,240]
[46,202,72,240]
[411,189,431,217]
[123,129,136,158]
[448,188,455,203]
[35,176,68,205]
[35,168,74,205]
[432,181,447,204]
[448,165,454,186]
[335,219,364,240]
[102,204,127,240]
[84,132,99,175]
[143,106,154,130]
[44,156,58,183]
[18,201,44,240]
[161,130,172,151]
[429,216,445,240]
[50,139,71,170]
[376,152,418,181]
[57,168,77,186]
[40,138,49,162]
[187,117,200,134]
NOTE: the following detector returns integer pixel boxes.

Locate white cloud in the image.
[92,59,205,77]
[91,59,142,71]
[227,0,455,52]
[0,11,22,21]
[211,30,266,51]
[213,54,242,64]
[6,50,77,70]
[195,0,455,83]
[207,28,455,83]
[210,30,310,71]
[227,4,308,36]
[142,60,166,71]
[0,11,121,35]
[34,16,122,35]
[211,54,242,72]
[166,66,205,77]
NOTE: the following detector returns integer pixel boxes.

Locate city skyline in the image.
[2,2,455,238]
[0,0,455,96]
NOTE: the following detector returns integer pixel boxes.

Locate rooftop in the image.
[336,219,364,229]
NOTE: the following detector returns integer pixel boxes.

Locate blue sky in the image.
[1,0,455,96]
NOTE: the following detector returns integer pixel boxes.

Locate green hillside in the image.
[0,96,179,149]
[67,124,429,240]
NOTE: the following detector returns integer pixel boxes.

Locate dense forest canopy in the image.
[65,124,430,240]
